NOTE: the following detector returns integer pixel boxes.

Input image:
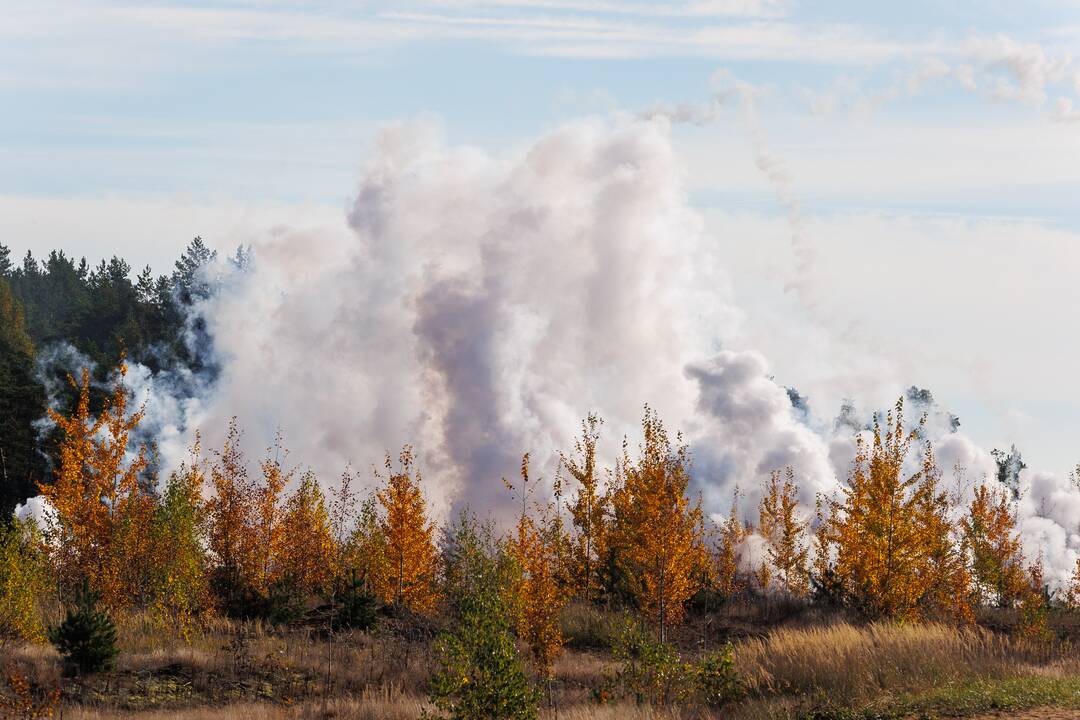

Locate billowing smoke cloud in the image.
[173,116,752,515]
[17,111,1080,592]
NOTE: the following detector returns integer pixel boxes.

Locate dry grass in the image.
[11,609,1080,719]
[734,621,1076,704]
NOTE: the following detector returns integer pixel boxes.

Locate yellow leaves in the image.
[818,399,971,622]
[505,453,567,678]
[714,494,747,599]
[609,406,706,640]
[374,446,439,614]
[562,414,610,601]
[39,361,153,612]
[278,472,336,596]
[961,484,1025,608]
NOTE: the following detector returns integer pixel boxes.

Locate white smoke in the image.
[17,105,1080,593]
[172,116,750,515]
[145,115,1080,590]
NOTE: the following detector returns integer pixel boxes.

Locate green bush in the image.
[607,622,693,705]
[597,623,743,709]
[49,581,118,676]
[213,573,305,625]
[695,644,743,708]
[329,574,379,632]
[427,511,539,720]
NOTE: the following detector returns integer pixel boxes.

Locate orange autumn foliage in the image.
[714,491,747,599]
[277,472,336,595]
[561,414,610,601]
[376,446,438,614]
[39,363,153,612]
[506,454,566,678]
[254,437,293,592]
[960,484,1026,608]
[205,419,260,603]
[610,407,706,640]
[818,399,971,622]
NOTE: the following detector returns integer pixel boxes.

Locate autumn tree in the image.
[756,468,809,598]
[1017,557,1051,640]
[205,419,258,610]
[505,454,567,681]
[149,437,210,635]
[561,414,611,601]
[278,472,336,596]
[0,519,48,642]
[714,490,747,600]
[818,400,970,622]
[39,363,154,612]
[960,484,1026,608]
[610,407,706,641]
[342,493,390,596]
[376,446,438,613]
[254,436,293,592]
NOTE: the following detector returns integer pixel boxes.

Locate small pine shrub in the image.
[215,575,305,625]
[329,575,379,632]
[427,511,539,720]
[49,581,119,676]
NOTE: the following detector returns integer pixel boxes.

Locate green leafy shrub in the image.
[695,643,743,708]
[598,623,743,709]
[607,622,693,705]
[49,580,118,675]
[427,511,539,720]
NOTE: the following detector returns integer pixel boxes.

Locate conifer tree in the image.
[0,277,45,517]
[50,580,119,676]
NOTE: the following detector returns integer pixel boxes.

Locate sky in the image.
[3,0,1080,477]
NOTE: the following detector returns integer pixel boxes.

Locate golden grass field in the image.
[7,602,1080,719]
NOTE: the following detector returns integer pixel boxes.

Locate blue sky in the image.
[3,0,1080,473]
